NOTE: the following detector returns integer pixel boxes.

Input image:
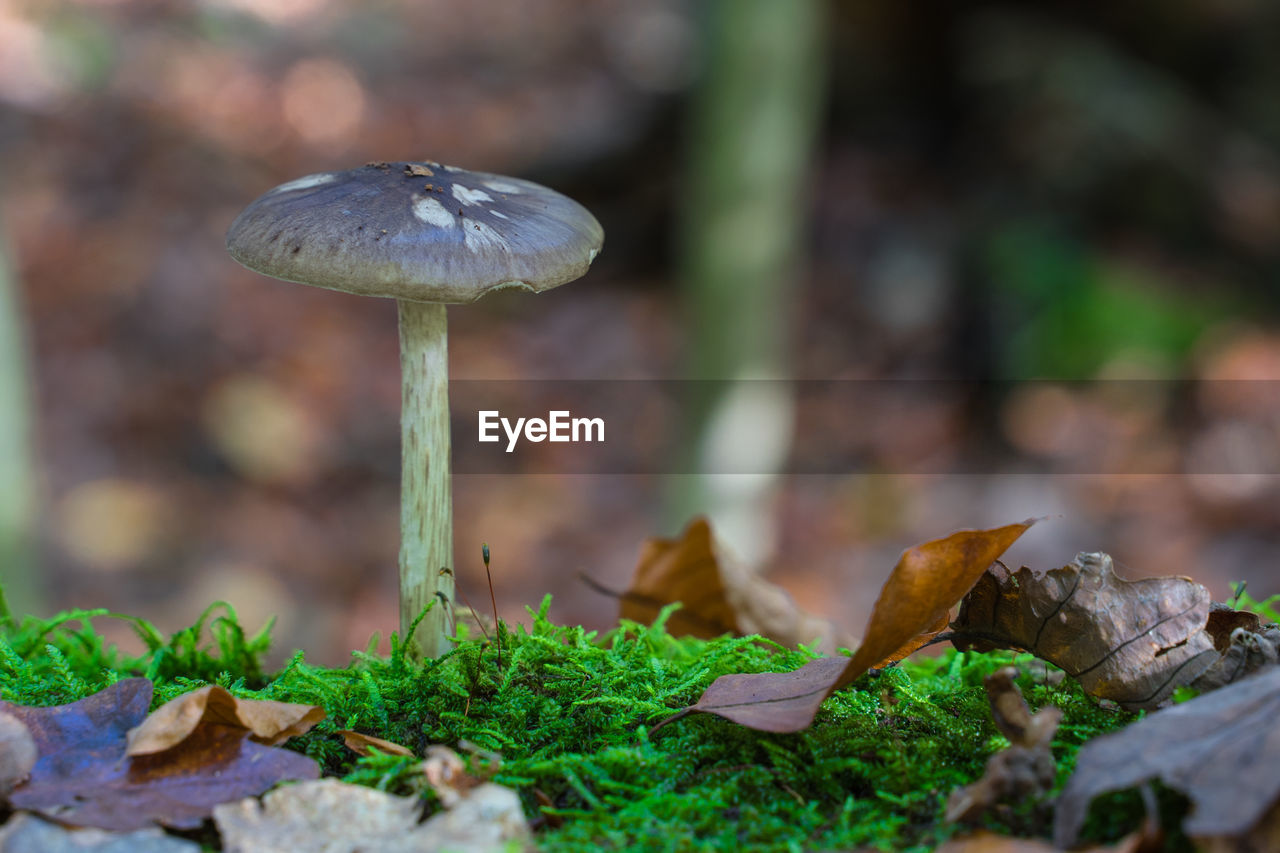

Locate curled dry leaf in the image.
[126,685,324,755]
[1205,603,1266,654]
[945,667,1061,823]
[674,520,1034,733]
[0,710,36,794]
[1,679,320,831]
[1055,665,1280,850]
[1191,607,1279,693]
[615,517,855,653]
[952,552,1218,710]
[336,730,414,758]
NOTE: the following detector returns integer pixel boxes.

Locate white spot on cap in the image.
[451,185,493,206]
[412,196,456,229]
[270,173,336,194]
[491,211,509,220]
[482,180,522,194]
[464,220,507,253]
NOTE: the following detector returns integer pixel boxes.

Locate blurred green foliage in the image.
[987,225,1234,378]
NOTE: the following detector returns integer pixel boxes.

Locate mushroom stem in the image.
[397,298,455,658]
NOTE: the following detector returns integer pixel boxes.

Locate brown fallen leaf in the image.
[877,611,952,667]
[1054,665,1280,849]
[1191,608,1279,693]
[0,710,36,794]
[1,679,320,831]
[336,729,415,758]
[1205,603,1267,654]
[945,667,1061,823]
[671,521,1034,733]
[952,552,1218,710]
[126,685,324,755]
[611,517,855,653]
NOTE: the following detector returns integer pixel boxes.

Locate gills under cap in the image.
[226,161,604,303]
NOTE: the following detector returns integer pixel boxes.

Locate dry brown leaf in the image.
[1191,607,1279,693]
[952,552,1218,710]
[876,611,951,668]
[620,518,737,638]
[126,685,324,755]
[945,667,1061,823]
[0,710,36,794]
[2,679,319,831]
[618,517,854,653]
[336,730,414,758]
[1054,665,1280,849]
[1193,628,1279,692]
[673,520,1034,733]
[1205,603,1266,653]
[839,520,1035,678]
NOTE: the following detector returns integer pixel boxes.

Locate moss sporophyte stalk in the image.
[0,595,1157,851]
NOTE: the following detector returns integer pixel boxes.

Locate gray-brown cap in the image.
[226,161,604,303]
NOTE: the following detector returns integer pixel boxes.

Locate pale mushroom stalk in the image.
[225,161,603,660]
[397,299,454,657]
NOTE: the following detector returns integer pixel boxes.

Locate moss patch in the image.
[1,598,1147,851]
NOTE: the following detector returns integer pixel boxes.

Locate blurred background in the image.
[2,0,1279,665]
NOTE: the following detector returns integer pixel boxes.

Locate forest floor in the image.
[0,593,1172,852]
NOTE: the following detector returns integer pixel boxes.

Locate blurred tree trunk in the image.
[666,0,827,566]
[0,236,40,622]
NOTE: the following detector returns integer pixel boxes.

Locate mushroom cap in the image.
[225,161,604,303]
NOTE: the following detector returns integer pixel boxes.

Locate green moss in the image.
[1,597,1149,851]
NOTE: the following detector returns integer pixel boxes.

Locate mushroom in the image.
[225,161,603,658]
